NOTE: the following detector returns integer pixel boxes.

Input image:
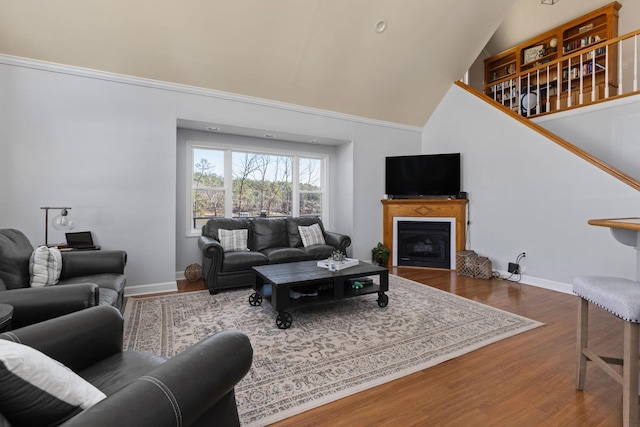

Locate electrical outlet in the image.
[508,262,520,274]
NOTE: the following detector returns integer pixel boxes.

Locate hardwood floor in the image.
[178,268,627,426]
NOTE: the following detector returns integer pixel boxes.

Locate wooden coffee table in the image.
[251,260,389,329]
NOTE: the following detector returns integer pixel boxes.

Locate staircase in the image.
[469,30,640,192]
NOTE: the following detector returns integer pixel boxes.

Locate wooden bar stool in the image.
[573,275,640,427]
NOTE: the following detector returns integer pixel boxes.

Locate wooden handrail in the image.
[456,80,640,192]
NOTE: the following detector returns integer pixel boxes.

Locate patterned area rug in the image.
[123,275,543,426]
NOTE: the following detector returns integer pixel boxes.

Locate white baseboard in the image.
[497,271,572,294]
[124,282,178,297]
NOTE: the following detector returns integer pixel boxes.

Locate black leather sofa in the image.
[0,305,253,427]
[0,229,127,328]
[198,216,351,294]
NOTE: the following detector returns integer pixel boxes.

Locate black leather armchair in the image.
[0,306,253,427]
[0,229,127,328]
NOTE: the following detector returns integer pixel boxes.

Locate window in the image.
[188,143,326,234]
[299,157,322,217]
[232,152,293,218]
[192,148,225,230]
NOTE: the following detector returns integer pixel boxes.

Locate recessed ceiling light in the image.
[375,20,387,33]
[264,134,276,139]
[207,126,220,132]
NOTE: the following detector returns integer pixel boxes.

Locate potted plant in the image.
[371,242,390,266]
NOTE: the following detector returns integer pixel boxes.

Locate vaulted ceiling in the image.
[0,0,631,127]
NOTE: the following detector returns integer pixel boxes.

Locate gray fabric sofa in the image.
[198,216,351,294]
[0,305,253,427]
[0,229,127,328]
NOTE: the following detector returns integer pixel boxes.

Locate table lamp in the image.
[41,207,75,246]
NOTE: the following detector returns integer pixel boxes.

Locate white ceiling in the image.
[0,0,635,128]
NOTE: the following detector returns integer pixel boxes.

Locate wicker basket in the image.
[184,263,203,282]
[456,250,477,277]
[474,256,493,280]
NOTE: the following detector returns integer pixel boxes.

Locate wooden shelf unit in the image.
[484,2,621,115]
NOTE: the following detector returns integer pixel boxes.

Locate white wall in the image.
[0,60,178,291]
[0,55,422,293]
[534,95,640,181]
[423,84,640,292]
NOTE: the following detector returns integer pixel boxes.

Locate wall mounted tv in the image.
[385,153,461,199]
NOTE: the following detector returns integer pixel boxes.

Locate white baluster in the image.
[556,62,561,110]
[546,65,551,113]
[591,49,596,102]
[579,54,584,105]
[618,41,623,95]
[568,58,572,107]
[536,69,540,115]
[634,35,638,92]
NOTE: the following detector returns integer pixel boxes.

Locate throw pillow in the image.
[218,229,249,252]
[298,223,326,247]
[0,339,106,426]
[29,246,63,287]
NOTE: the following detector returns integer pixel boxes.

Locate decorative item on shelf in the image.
[351,281,364,290]
[550,37,558,49]
[371,242,390,267]
[523,45,545,64]
[579,23,594,33]
[184,263,203,282]
[349,277,373,290]
[540,0,558,4]
[40,207,75,247]
[520,86,539,116]
[331,250,346,262]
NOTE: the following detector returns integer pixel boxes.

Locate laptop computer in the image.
[65,231,100,250]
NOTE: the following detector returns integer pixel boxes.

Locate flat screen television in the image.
[385,153,461,198]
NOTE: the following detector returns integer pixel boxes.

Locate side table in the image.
[0,303,14,332]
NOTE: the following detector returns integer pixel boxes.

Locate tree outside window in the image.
[232,152,293,217]
[299,157,322,216]
[192,148,225,229]
[190,146,325,231]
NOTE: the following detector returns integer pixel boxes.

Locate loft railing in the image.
[486,28,640,118]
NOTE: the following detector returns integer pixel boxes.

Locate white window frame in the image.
[186,141,328,237]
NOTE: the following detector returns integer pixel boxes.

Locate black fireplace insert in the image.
[396,221,451,268]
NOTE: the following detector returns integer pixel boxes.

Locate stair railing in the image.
[486,28,640,118]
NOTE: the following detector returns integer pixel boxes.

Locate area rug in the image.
[123,275,543,426]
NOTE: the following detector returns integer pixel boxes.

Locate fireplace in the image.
[392,216,457,269]
[396,221,451,268]
[382,199,467,270]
